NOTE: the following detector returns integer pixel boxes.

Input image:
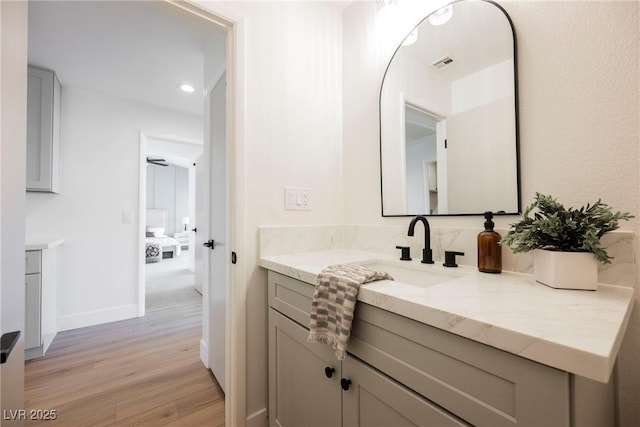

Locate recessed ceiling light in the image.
[402,28,419,46]
[429,5,453,26]
[179,83,195,93]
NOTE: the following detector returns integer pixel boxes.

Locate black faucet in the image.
[408,215,434,264]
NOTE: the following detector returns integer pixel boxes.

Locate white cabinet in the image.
[24,247,59,360]
[267,270,616,427]
[27,66,61,193]
[24,273,42,349]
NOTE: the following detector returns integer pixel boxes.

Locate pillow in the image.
[146,243,161,263]
[146,227,165,237]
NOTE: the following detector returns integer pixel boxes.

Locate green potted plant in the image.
[501,193,633,290]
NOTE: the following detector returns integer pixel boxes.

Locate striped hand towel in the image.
[308,264,393,360]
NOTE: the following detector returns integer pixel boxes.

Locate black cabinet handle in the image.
[324,367,335,378]
[1,331,20,364]
[340,378,352,391]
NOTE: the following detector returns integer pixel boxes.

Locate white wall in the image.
[196,1,345,423]
[451,58,514,115]
[343,1,639,425]
[25,86,202,331]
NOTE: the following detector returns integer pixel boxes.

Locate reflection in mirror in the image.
[380,0,520,216]
[404,105,441,215]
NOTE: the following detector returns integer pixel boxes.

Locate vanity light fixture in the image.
[179,83,195,93]
[429,5,453,26]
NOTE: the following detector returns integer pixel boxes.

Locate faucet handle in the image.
[443,251,465,268]
[395,246,411,261]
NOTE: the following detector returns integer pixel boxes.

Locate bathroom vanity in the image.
[261,250,634,427]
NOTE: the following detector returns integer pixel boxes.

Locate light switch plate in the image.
[285,186,311,211]
[123,211,134,224]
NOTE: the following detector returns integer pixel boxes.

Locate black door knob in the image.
[203,239,215,249]
[340,378,352,391]
[324,367,335,378]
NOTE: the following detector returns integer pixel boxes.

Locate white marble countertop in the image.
[260,249,635,383]
[25,238,64,251]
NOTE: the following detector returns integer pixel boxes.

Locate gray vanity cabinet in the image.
[267,271,473,427]
[268,308,466,427]
[267,270,615,427]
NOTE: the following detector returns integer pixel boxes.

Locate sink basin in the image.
[359,260,461,288]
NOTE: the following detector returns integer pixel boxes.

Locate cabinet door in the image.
[25,274,42,349]
[27,66,60,193]
[268,309,342,427]
[342,355,469,427]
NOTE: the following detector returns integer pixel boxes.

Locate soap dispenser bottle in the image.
[477,211,502,273]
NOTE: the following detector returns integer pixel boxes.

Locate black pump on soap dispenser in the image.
[477,211,502,274]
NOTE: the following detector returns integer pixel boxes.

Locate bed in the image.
[145,209,181,263]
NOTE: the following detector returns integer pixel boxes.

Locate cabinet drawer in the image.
[349,303,570,426]
[268,271,314,328]
[25,250,42,274]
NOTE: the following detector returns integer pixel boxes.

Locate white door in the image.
[194,152,207,296]
[207,73,227,392]
[1,0,28,418]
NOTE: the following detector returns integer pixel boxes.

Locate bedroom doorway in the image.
[140,133,202,313]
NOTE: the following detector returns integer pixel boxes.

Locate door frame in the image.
[165,2,245,426]
[137,131,201,317]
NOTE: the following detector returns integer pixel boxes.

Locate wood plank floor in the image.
[24,287,224,426]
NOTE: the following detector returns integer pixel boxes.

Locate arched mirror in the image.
[380,0,520,216]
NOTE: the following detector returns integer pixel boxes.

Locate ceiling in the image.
[28,1,226,116]
[402,1,514,82]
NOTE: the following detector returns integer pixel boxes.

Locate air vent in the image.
[432,55,453,70]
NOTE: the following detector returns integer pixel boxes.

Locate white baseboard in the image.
[57,304,138,331]
[200,339,209,368]
[247,408,268,427]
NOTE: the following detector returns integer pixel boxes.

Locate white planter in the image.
[533,249,598,291]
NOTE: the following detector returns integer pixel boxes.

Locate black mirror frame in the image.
[378,0,521,218]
